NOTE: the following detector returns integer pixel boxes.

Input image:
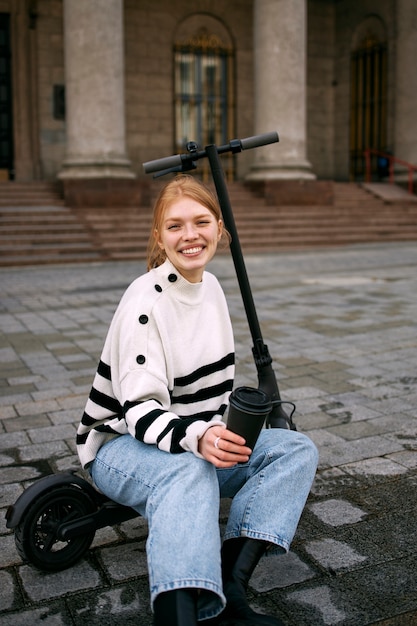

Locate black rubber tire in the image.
[14,485,96,571]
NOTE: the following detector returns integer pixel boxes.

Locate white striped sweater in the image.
[76,259,235,468]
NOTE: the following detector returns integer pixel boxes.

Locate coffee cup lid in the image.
[230,387,272,414]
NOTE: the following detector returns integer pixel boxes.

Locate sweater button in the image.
[139,314,149,324]
[154,284,162,292]
[168,273,177,282]
[136,355,146,365]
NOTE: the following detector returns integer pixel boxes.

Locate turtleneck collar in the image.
[152,259,206,305]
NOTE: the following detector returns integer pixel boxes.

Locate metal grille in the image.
[174,30,235,180]
[350,38,387,180]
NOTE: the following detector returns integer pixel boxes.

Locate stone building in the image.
[0,0,416,202]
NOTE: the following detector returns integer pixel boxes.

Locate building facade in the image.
[1,0,416,192]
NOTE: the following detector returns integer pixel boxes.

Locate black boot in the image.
[220,538,285,626]
[153,589,198,626]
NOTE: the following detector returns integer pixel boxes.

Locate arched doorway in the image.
[349,21,388,181]
[174,18,235,180]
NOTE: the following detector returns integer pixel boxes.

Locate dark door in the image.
[350,37,387,180]
[0,13,14,180]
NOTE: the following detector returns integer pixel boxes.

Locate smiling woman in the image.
[76,173,318,626]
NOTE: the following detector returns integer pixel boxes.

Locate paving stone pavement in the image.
[0,242,416,626]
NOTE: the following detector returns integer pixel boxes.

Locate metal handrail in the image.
[364,148,417,194]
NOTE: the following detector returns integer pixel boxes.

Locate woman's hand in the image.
[198,426,252,467]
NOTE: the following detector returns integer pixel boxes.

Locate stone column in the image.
[394,0,417,169]
[59,0,134,179]
[248,0,315,180]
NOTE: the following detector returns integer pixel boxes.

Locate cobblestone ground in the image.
[1,242,416,625]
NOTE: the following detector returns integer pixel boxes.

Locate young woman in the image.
[76,175,318,625]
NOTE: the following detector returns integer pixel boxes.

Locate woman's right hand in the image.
[198,426,252,467]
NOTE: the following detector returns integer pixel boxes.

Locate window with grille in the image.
[174,29,234,180]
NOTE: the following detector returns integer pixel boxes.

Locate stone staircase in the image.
[1,181,417,267]
[236,182,417,250]
[0,182,104,265]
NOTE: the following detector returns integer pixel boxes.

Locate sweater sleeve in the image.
[120,370,226,456]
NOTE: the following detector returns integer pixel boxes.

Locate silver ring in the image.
[214,436,221,449]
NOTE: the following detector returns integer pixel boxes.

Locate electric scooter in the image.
[5,132,296,573]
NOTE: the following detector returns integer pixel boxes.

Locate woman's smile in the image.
[180,245,204,255]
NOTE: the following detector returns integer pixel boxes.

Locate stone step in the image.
[0,252,103,266]
[362,182,417,203]
[0,181,64,206]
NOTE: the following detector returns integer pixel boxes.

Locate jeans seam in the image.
[241,467,266,531]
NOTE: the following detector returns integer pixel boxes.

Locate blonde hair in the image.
[147,175,227,270]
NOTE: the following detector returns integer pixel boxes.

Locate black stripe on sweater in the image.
[95,423,122,434]
[173,404,228,422]
[81,411,97,427]
[174,353,235,387]
[89,387,122,415]
[169,416,204,453]
[123,398,162,417]
[171,379,233,405]
[97,360,112,380]
[157,418,181,447]
[134,408,166,441]
[123,400,143,416]
[80,408,124,429]
[178,404,228,421]
[76,431,89,445]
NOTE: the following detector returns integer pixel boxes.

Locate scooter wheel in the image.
[14,485,97,572]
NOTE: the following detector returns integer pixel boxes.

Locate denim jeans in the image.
[90,429,318,621]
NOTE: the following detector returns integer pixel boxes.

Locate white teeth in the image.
[182,247,202,255]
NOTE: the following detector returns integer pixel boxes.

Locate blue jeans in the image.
[90,429,318,621]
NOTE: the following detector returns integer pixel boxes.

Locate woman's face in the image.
[156,196,223,283]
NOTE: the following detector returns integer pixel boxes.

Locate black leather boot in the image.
[220,537,285,626]
[153,589,198,626]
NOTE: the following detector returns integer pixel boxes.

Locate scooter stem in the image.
[205,145,295,430]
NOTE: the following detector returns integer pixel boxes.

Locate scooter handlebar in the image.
[143,154,183,174]
[143,131,279,174]
[240,131,279,151]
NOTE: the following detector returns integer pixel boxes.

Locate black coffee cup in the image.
[227,387,272,450]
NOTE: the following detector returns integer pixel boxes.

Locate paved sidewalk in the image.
[0,242,416,625]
